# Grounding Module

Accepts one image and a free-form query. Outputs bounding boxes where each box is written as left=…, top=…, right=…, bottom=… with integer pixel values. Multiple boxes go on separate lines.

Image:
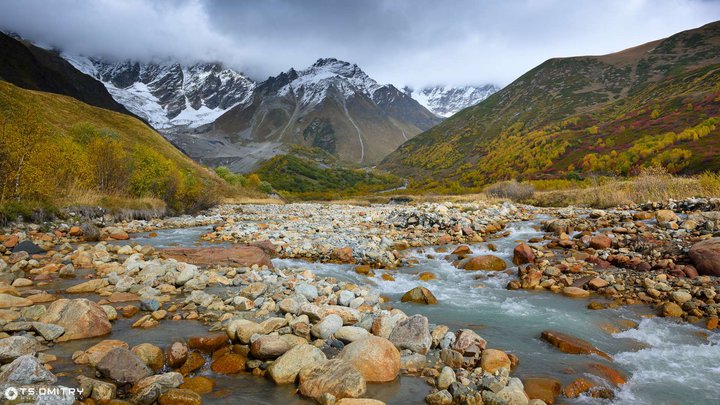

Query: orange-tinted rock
left=707, top=317, right=719, bottom=330
left=210, top=353, right=246, bottom=374
left=480, top=349, right=511, bottom=373
left=540, top=330, right=611, bottom=360
left=590, top=234, right=612, bottom=250
left=588, top=363, right=627, bottom=386
left=180, top=376, right=215, bottom=394
left=160, top=246, right=273, bottom=268
left=38, top=298, right=111, bottom=342
left=462, top=255, right=507, bottom=271
left=354, top=265, right=371, bottom=275
left=451, top=245, right=471, bottom=256
left=187, top=334, right=228, bottom=353
left=562, top=287, right=590, bottom=298
left=564, top=378, right=595, bottom=398
left=338, top=336, right=400, bottom=382
left=166, top=342, right=188, bottom=368
left=401, top=287, right=438, bottom=305
left=512, top=243, right=535, bottom=265
left=523, top=377, right=562, bottom=405
left=332, top=247, right=355, bottom=263
left=179, top=351, right=206, bottom=375
left=689, top=238, right=720, bottom=276
left=418, top=272, right=436, bottom=281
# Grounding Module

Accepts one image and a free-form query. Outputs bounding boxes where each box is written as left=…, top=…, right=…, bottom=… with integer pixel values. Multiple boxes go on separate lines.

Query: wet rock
left=540, top=330, right=611, bottom=360
left=0, top=335, right=45, bottom=363
left=166, top=341, right=188, bottom=368
left=463, top=255, right=507, bottom=271
left=299, top=359, right=366, bottom=400
left=563, top=378, right=595, bottom=398
left=338, top=336, right=400, bottom=382
left=523, top=377, right=561, bottom=405
left=388, top=314, right=432, bottom=354
left=11, top=240, right=45, bottom=255
left=589, top=234, right=612, bottom=250
left=659, top=301, right=684, bottom=317
left=689, top=238, right=720, bottom=276
left=160, top=246, right=273, bottom=268
left=267, top=344, right=327, bottom=384
left=158, top=388, right=201, bottom=405
left=132, top=343, right=165, bottom=371
left=561, top=287, right=589, bottom=298
left=513, top=243, right=535, bottom=265
left=401, top=286, right=438, bottom=305
left=96, top=347, right=152, bottom=384
left=187, top=334, right=228, bottom=353
left=211, top=352, right=246, bottom=374
left=38, top=298, right=111, bottom=341
left=0, top=354, right=56, bottom=385
left=399, top=353, right=426, bottom=371
left=588, top=363, right=627, bottom=386
left=131, top=372, right=184, bottom=397
left=179, top=376, right=215, bottom=394
left=179, top=351, right=206, bottom=375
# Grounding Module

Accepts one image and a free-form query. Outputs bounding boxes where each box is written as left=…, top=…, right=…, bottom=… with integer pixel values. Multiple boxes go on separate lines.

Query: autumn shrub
left=485, top=180, right=535, bottom=201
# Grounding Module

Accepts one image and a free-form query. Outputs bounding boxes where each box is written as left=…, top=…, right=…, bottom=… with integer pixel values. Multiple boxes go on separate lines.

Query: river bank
left=0, top=199, right=718, bottom=404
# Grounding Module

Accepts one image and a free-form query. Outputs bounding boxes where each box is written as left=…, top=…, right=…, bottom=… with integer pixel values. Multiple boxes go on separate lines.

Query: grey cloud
left=1, top=0, right=719, bottom=87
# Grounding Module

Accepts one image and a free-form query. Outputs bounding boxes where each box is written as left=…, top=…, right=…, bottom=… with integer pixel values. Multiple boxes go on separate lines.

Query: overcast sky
left=1, top=0, right=719, bottom=87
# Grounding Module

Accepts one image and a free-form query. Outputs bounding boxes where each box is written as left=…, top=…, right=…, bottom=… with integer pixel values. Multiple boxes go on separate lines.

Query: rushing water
left=82, top=221, right=720, bottom=404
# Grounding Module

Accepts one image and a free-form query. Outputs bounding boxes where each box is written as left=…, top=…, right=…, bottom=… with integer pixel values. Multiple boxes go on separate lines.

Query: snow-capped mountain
left=209, top=58, right=441, bottom=166
left=63, top=55, right=256, bottom=129
left=405, top=84, right=499, bottom=117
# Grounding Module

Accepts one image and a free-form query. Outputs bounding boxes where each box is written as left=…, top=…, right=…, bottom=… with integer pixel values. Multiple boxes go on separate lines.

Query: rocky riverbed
left=0, top=199, right=718, bottom=404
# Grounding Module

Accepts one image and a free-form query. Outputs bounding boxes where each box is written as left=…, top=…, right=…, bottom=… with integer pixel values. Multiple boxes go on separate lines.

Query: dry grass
left=57, top=187, right=166, bottom=212
left=527, top=167, right=720, bottom=208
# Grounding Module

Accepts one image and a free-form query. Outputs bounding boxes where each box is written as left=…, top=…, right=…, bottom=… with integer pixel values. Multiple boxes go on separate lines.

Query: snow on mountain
left=405, top=84, right=499, bottom=117
left=63, top=54, right=256, bottom=129
left=276, top=58, right=385, bottom=106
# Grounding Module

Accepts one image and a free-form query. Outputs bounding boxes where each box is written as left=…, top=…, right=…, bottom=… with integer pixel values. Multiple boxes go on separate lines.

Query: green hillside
left=381, top=21, right=720, bottom=191
left=256, top=145, right=403, bottom=200
left=0, top=81, right=235, bottom=216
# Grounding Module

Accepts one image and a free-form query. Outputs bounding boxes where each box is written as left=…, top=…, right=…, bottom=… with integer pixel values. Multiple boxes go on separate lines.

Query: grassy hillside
left=0, top=81, right=243, bottom=218
left=256, top=145, right=403, bottom=200
left=381, top=21, right=720, bottom=192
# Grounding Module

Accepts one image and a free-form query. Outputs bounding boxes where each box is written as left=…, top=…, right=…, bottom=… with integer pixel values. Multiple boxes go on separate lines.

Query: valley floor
left=0, top=199, right=718, bottom=404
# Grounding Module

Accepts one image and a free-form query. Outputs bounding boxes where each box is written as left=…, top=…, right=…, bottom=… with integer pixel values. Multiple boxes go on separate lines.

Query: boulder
left=655, top=210, right=679, bottom=226
left=0, top=355, right=56, bottom=385
left=689, top=238, right=720, bottom=276
left=267, top=344, right=327, bottom=384
left=160, top=246, right=273, bottom=268
left=11, top=240, right=45, bottom=255
left=338, top=336, right=400, bottom=382
left=38, top=298, right=111, bottom=341
left=250, top=335, right=291, bottom=359
left=299, top=359, right=366, bottom=400
left=513, top=243, right=535, bottom=265
left=0, top=335, right=45, bottom=363
left=227, top=319, right=264, bottom=344
left=312, top=314, right=343, bottom=339
left=210, top=353, right=246, bottom=374
left=77, top=375, right=117, bottom=401
left=96, top=347, right=152, bottom=384
left=132, top=343, right=165, bottom=371
left=187, top=334, right=228, bottom=353
left=562, top=287, right=590, bottom=298
left=659, top=301, right=683, bottom=317
left=540, top=330, right=611, bottom=360
left=523, top=377, right=561, bottom=405
left=400, top=286, right=438, bottom=305
left=480, top=349, right=511, bottom=373
left=80, top=339, right=128, bottom=367
left=452, top=329, right=486, bottom=357
left=463, top=255, right=507, bottom=271
left=388, top=314, right=432, bottom=354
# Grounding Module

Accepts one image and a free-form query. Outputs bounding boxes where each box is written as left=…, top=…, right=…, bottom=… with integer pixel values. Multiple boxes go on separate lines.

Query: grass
left=524, top=167, right=720, bottom=208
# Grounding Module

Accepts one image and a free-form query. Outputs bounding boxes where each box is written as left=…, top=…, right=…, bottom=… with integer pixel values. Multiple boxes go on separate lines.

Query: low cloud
left=1, top=0, right=718, bottom=87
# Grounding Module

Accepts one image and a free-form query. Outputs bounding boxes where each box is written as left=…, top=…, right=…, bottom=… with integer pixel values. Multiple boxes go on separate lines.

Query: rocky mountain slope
left=405, top=84, right=499, bottom=117
left=0, top=32, right=135, bottom=117
left=63, top=55, right=256, bottom=129
left=382, top=21, right=720, bottom=190
left=209, top=58, right=442, bottom=167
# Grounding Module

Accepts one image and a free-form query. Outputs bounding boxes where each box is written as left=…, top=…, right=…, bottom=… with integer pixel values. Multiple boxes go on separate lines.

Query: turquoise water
left=94, top=220, right=720, bottom=404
